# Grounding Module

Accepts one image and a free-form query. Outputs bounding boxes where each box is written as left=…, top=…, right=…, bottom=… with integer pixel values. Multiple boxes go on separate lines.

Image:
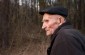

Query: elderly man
left=39, top=6, right=85, bottom=55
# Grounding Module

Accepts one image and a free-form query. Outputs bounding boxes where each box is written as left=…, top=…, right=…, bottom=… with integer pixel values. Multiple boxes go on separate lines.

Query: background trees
left=0, top=0, right=85, bottom=55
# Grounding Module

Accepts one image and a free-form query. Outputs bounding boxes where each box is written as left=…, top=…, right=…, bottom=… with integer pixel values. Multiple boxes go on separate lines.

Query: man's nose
left=42, top=24, right=46, bottom=29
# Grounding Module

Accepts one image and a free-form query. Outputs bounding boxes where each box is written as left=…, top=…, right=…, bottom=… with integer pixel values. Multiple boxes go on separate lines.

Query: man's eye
left=45, top=20, right=49, bottom=22
left=42, top=20, right=49, bottom=23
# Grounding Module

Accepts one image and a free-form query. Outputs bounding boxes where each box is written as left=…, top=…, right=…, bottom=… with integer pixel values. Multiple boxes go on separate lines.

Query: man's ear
left=59, top=17, right=63, bottom=23
left=58, top=17, right=64, bottom=25
left=56, top=17, right=61, bottom=24
left=58, top=17, right=66, bottom=25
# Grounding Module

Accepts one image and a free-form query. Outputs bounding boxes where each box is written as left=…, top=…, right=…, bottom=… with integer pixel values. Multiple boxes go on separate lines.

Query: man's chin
left=46, top=33, right=52, bottom=37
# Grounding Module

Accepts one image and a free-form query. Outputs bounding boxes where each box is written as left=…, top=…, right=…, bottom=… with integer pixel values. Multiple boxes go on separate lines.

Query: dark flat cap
left=39, top=6, right=68, bottom=17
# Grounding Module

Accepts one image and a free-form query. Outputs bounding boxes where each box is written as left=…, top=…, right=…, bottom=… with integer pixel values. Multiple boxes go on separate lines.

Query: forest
left=0, top=0, right=85, bottom=55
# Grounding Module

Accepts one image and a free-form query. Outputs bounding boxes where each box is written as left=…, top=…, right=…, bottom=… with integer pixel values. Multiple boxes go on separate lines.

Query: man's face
left=42, top=13, right=61, bottom=36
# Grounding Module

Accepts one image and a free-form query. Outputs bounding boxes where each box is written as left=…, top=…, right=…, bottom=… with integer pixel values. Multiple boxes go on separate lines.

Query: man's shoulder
left=58, top=28, right=75, bottom=35
left=57, top=28, right=80, bottom=39
left=57, top=28, right=85, bottom=40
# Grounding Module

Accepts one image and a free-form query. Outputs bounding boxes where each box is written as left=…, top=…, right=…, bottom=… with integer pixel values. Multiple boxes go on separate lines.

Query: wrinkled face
left=42, top=13, right=61, bottom=36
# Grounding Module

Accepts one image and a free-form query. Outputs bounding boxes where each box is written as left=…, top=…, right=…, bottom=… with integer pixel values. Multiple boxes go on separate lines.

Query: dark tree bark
left=0, top=0, right=10, bottom=49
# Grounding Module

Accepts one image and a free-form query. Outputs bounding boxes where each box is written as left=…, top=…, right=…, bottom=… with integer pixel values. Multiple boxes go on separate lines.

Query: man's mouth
left=45, top=29, right=49, bottom=32
left=45, top=29, right=48, bottom=31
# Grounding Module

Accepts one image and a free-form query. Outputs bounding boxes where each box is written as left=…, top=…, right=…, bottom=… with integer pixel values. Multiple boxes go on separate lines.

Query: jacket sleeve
left=50, top=31, right=84, bottom=55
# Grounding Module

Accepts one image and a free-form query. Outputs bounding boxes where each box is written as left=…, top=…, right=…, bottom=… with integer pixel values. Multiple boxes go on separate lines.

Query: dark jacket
left=47, top=22, right=85, bottom=55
